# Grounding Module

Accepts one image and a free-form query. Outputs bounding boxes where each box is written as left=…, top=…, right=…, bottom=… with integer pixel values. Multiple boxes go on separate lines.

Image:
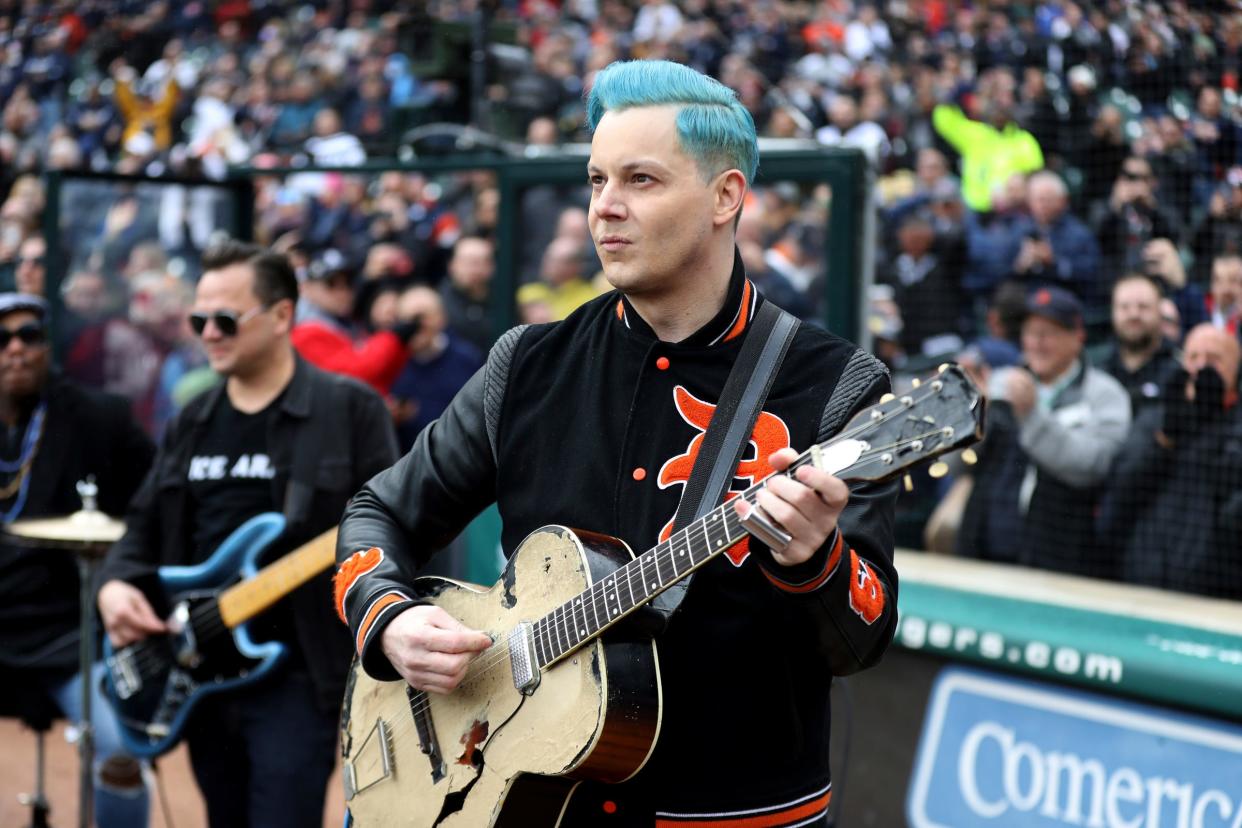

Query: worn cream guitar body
left=340, top=527, right=662, bottom=827
left=339, top=364, right=985, bottom=827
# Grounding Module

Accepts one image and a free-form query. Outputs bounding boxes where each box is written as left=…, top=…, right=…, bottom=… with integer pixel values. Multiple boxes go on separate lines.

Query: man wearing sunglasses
left=97, top=241, right=399, bottom=828
left=0, top=293, right=157, bottom=827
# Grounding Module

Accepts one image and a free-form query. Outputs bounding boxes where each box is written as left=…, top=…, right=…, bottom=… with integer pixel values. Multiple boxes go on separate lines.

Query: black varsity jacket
left=336, top=258, right=899, bottom=821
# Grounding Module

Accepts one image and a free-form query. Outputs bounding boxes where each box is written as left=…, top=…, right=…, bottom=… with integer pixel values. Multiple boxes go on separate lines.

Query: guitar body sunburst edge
left=340, top=526, right=662, bottom=827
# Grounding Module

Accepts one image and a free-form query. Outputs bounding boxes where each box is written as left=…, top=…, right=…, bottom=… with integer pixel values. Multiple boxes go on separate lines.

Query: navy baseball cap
left=1025, top=286, right=1083, bottom=329
left=0, top=293, right=47, bottom=320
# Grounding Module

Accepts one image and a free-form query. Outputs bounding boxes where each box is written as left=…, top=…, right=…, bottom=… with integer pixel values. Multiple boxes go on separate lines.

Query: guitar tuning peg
left=880, top=393, right=896, bottom=404
left=961, top=448, right=978, bottom=466
left=911, top=378, right=922, bottom=389
left=939, top=363, right=951, bottom=374
left=928, top=461, right=949, bottom=479
left=903, top=474, right=914, bottom=492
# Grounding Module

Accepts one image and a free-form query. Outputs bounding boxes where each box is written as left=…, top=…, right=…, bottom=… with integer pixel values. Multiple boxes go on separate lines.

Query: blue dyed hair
left=586, top=60, right=759, bottom=186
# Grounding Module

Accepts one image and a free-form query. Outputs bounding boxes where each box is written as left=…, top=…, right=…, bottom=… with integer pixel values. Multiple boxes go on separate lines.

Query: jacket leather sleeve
left=335, top=364, right=499, bottom=680
left=754, top=370, right=899, bottom=676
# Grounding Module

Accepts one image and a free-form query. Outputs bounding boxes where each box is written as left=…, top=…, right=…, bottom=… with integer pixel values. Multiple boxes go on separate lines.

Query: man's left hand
left=735, top=448, right=849, bottom=567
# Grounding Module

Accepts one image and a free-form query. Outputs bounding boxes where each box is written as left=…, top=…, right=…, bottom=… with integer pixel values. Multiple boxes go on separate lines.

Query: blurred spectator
left=1190, top=167, right=1242, bottom=280
left=1159, top=298, right=1183, bottom=345
left=1093, top=156, right=1180, bottom=278
left=1007, top=171, right=1103, bottom=311
left=1142, top=238, right=1209, bottom=335
left=64, top=271, right=188, bottom=434
left=517, top=237, right=603, bottom=323
left=877, top=212, right=968, bottom=359
left=13, top=235, right=45, bottom=296
left=815, top=94, right=889, bottom=166
left=964, top=173, right=1029, bottom=299
left=1099, top=273, right=1183, bottom=415
left=269, top=72, right=324, bottom=149
left=110, top=59, right=179, bottom=152
left=440, top=236, right=496, bottom=354
left=1207, top=253, right=1242, bottom=336
left=290, top=249, right=411, bottom=394
left=958, top=286, right=1130, bottom=578
left=304, top=108, right=366, bottom=168
left=389, top=285, right=483, bottom=451
left=1101, top=324, right=1242, bottom=598
left=933, top=68, right=1044, bottom=212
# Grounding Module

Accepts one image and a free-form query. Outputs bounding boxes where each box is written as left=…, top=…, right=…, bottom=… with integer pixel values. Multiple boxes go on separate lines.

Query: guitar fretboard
left=216, top=529, right=338, bottom=628
left=529, top=487, right=760, bottom=669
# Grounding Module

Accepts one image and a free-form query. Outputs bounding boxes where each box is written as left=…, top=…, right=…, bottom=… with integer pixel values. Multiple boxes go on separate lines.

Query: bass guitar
left=339, top=364, right=984, bottom=827
left=103, top=514, right=337, bottom=757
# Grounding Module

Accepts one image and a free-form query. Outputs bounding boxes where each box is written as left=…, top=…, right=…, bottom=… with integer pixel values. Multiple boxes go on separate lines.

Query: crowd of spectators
left=1, top=0, right=1240, bottom=597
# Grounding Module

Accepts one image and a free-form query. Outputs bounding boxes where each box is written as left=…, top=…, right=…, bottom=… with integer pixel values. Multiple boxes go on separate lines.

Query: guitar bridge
left=343, top=718, right=393, bottom=801
left=508, top=622, right=540, bottom=694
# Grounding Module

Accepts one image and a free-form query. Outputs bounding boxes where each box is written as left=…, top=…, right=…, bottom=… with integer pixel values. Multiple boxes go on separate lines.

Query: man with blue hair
left=336, top=60, right=898, bottom=826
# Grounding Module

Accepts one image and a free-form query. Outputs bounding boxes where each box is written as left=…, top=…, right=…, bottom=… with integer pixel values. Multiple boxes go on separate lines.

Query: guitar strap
left=647, top=300, right=800, bottom=628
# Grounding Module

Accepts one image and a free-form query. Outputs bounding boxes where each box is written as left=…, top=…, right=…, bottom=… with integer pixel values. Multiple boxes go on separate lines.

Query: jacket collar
left=193, top=351, right=312, bottom=425
left=612, top=248, right=759, bottom=347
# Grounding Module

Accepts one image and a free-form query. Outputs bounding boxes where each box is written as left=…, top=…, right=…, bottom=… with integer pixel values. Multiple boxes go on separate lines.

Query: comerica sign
left=908, top=670, right=1242, bottom=828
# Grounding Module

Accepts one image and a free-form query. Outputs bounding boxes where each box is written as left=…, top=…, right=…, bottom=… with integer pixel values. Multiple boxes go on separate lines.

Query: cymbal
left=6, top=510, right=126, bottom=546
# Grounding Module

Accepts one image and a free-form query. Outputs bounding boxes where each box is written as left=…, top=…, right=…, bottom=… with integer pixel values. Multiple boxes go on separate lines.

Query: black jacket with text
left=336, top=261, right=899, bottom=818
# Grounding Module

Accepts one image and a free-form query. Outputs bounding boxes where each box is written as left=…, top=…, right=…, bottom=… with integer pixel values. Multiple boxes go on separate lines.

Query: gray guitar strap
left=647, top=300, right=800, bottom=628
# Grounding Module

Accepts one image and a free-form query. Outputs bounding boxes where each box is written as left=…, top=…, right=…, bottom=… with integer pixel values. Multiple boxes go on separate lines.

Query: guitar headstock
left=814, top=363, right=984, bottom=484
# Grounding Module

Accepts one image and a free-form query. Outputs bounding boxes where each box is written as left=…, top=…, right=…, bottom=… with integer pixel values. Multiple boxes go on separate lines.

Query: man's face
left=1028, top=180, right=1065, bottom=226
left=0, top=310, right=49, bottom=399
left=449, top=240, right=494, bottom=293
left=303, top=273, right=355, bottom=319
left=192, top=263, right=285, bottom=377
left=1183, top=325, right=1240, bottom=397
left=1022, top=315, right=1083, bottom=382
left=588, top=105, right=721, bottom=297
left=15, top=237, right=46, bottom=296
left=1210, top=258, right=1242, bottom=312
left=1112, top=278, right=1163, bottom=349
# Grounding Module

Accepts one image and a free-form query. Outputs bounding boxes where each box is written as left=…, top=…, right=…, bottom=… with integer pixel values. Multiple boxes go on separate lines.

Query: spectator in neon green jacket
left=934, top=69, right=1045, bottom=212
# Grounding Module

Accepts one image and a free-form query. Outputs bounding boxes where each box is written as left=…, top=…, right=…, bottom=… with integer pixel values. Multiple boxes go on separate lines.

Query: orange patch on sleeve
left=355, top=592, right=406, bottom=655
left=848, top=549, right=885, bottom=625
left=333, top=547, right=384, bottom=624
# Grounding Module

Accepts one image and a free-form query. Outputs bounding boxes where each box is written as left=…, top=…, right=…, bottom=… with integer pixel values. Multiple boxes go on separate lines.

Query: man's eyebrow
left=586, top=160, right=672, bottom=175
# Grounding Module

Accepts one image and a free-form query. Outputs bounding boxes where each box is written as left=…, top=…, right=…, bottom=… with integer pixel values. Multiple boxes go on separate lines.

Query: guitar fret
left=589, top=584, right=602, bottom=633
left=533, top=619, right=548, bottom=666
left=610, top=576, right=623, bottom=618
left=554, top=604, right=570, bottom=655
left=574, top=595, right=588, bottom=639
left=624, top=561, right=637, bottom=609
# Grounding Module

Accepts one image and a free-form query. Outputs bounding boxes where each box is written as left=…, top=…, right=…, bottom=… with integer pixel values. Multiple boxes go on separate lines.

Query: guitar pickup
left=409, top=686, right=445, bottom=783
left=508, top=622, right=540, bottom=694
left=107, top=650, right=142, bottom=700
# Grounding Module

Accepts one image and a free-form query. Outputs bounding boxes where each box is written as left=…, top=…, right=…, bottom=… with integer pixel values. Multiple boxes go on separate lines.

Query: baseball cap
left=1025, top=286, right=1083, bottom=329
left=0, top=293, right=47, bottom=320
left=305, top=248, right=353, bottom=282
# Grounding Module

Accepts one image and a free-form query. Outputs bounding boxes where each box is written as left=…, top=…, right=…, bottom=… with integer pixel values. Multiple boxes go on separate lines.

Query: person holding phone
left=957, top=286, right=1130, bottom=578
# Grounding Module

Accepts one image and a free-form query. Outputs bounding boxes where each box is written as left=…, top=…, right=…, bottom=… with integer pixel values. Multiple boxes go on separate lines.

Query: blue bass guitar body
left=102, top=512, right=288, bottom=758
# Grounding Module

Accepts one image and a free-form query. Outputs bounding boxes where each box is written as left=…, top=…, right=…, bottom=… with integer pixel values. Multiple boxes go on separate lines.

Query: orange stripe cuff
left=655, top=791, right=831, bottom=827
left=355, top=592, right=408, bottom=655
left=762, top=530, right=843, bottom=594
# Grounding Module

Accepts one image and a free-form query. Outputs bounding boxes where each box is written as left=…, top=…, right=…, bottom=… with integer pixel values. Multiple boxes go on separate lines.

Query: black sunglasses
left=0, top=322, right=46, bottom=349
left=188, top=305, right=268, bottom=337
left=1120, top=170, right=1149, bottom=182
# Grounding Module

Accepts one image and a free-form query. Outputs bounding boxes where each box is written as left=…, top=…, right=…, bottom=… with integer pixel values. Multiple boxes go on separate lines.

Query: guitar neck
left=530, top=464, right=797, bottom=670
left=216, top=528, right=338, bottom=629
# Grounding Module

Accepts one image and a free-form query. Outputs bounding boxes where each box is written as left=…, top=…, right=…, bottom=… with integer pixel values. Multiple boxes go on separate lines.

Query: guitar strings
left=117, top=379, right=964, bottom=749
left=364, top=423, right=956, bottom=751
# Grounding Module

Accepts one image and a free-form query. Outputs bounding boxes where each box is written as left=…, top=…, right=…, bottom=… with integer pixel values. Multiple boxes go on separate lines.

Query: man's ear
left=713, top=169, right=747, bottom=228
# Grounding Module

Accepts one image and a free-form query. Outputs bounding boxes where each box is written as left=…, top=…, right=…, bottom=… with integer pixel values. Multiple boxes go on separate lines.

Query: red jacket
left=291, top=321, right=407, bottom=394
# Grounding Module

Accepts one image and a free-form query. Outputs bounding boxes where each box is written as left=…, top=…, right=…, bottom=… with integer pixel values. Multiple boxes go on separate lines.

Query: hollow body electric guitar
left=103, top=513, right=337, bottom=757
left=340, top=365, right=984, bottom=827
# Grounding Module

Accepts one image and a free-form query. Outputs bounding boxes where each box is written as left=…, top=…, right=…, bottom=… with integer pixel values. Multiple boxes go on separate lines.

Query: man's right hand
left=98, top=580, right=166, bottom=647
left=381, top=605, right=493, bottom=695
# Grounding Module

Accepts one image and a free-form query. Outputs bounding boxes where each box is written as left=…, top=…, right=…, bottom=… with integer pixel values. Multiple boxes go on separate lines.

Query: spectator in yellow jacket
left=934, top=68, right=1044, bottom=213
